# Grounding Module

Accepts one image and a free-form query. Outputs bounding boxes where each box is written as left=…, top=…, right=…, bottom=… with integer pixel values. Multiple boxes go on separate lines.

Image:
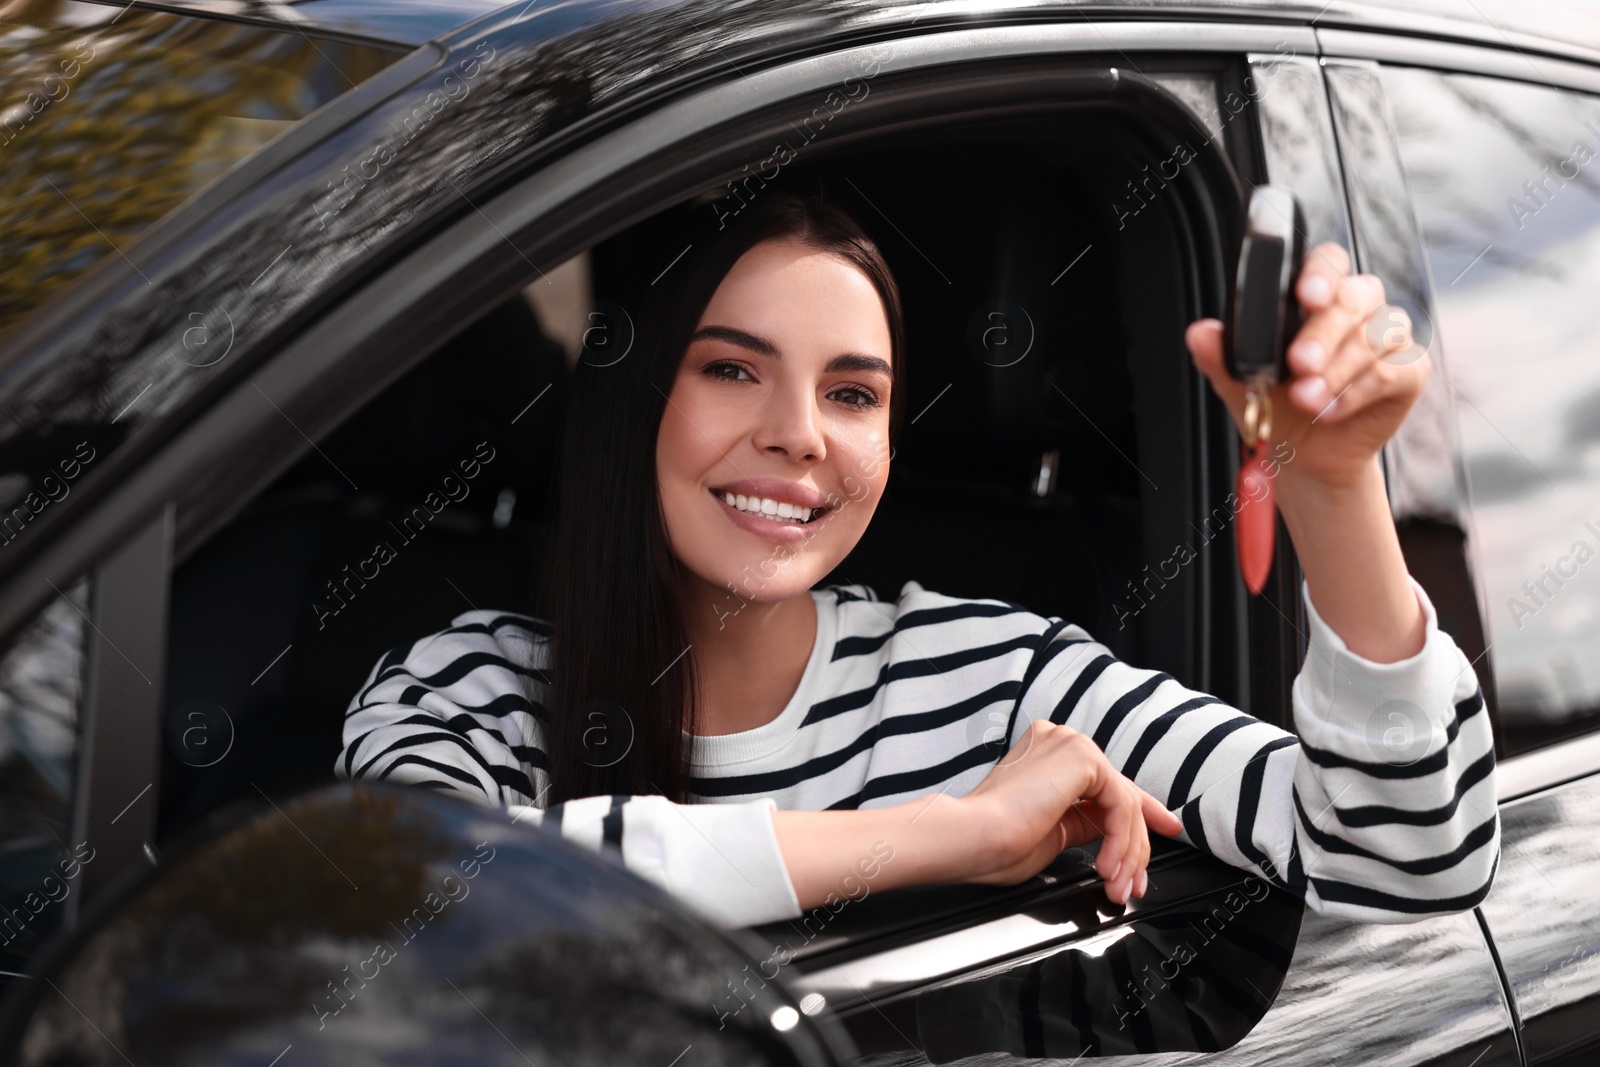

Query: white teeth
left=717, top=491, right=817, bottom=523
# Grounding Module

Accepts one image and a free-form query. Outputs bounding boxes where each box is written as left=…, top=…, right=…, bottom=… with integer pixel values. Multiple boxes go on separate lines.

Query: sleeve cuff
left=1293, top=575, right=1463, bottom=756
left=623, top=796, right=803, bottom=929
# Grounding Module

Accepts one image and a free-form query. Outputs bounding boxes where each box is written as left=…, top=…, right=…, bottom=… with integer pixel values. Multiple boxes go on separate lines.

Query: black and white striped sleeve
left=1008, top=577, right=1499, bottom=923
left=336, top=611, right=802, bottom=928
left=337, top=611, right=552, bottom=805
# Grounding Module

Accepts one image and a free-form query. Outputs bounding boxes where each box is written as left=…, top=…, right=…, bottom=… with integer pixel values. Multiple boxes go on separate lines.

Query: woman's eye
left=702, top=361, right=879, bottom=409
left=830, top=385, right=881, bottom=409
left=703, top=360, right=754, bottom=383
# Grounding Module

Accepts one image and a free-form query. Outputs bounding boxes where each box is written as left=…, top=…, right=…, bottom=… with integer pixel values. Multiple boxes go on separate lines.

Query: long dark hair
left=540, top=188, right=907, bottom=805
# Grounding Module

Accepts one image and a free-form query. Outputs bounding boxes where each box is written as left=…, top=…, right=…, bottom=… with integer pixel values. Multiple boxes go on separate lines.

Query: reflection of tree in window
left=0, top=2, right=399, bottom=340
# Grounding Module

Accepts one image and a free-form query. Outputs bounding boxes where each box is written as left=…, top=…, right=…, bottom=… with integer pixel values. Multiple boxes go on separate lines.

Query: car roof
left=73, top=0, right=1600, bottom=65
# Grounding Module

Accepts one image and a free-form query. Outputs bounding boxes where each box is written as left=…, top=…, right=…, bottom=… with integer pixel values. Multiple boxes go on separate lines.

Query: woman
left=338, top=190, right=1497, bottom=929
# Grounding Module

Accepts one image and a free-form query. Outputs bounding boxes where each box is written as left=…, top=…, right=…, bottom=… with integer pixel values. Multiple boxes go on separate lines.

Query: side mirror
left=0, top=783, right=855, bottom=1066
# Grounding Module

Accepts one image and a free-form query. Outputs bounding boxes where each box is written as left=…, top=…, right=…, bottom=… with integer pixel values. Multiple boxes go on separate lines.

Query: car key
left=1222, top=184, right=1305, bottom=596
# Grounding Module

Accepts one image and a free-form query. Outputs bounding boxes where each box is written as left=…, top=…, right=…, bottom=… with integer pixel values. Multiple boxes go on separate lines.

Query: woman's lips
left=709, top=489, right=829, bottom=545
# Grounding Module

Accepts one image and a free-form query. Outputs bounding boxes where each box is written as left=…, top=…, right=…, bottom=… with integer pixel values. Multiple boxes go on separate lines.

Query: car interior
left=154, top=93, right=1228, bottom=880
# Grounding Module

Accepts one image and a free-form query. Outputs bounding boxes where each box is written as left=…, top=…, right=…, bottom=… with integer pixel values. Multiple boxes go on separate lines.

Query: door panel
left=1478, top=775, right=1600, bottom=1065
left=776, top=848, right=1517, bottom=1067
left=1112, top=908, right=1517, bottom=1067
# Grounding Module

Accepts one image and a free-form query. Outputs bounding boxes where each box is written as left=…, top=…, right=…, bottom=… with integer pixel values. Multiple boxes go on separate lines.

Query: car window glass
left=0, top=0, right=401, bottom=342
left=1382, top=65, right=1600, bottom=756
left=0, top=578, right=89, bottom=979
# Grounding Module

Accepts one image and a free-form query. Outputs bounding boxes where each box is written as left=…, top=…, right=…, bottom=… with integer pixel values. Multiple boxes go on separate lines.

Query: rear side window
left=0, top=579, right=89, bottom=979
left=0, top=1, right=400, bottom=342
left=1383, top=65, right=1600, bottom=756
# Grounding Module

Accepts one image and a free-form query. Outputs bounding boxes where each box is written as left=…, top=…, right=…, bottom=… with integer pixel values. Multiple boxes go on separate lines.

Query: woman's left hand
left=1184, top=242, right=1429, bottom=491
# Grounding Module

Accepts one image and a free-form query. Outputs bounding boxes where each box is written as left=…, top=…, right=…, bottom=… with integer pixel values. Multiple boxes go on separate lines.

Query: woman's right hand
left=956, top=719, right=1185, bottom=903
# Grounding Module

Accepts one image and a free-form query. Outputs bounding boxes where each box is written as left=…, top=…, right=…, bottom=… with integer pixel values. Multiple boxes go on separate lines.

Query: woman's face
left=656, top=237, right=894, bottom=612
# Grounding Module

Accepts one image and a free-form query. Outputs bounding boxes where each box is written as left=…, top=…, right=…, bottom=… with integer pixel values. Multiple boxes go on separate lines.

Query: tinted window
left=0, top=0, right=400, bottom=341
left=1383, top=65, right=1600, bottom=755
left=0, top=579, right=89, bottom=978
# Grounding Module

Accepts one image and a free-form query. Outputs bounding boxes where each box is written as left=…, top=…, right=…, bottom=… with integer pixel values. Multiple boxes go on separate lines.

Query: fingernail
left=1303, top=275, right=1332, bottom=303
left=1137, top=870, right=1148, bottom=897
left=1291, top=376, right=1327, bottom=407
left=1109, top=860, right=1123, bottom=886
left=1292, top=339, right=1326, bottom=372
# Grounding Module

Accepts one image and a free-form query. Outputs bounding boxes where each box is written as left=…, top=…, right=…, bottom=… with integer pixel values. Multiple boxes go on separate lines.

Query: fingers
left=1083, top=764, right=1151, bottom=905
left=1185, top=317, right=1248, bottom=426
left=1287, top=270, right=1389, bottom=416
left=1310, top=347, right=1432, bottom=425
left=1060, top=798, right=1108, bottom=846
left=1191, top=242, right=1387, bottom=429
left=1057, top=733, right=1155, bottom=904
left=978, top=720, right=1164, bottom=903
left=1185, top=319, right=1229, bottom=389
left=1142, top=788, right=1184, bottom=838
left=1294, top=241, right=1353, bottom=311
left=1086, top=779, right=1181, bottom=902
left=1093, top=776, right=1137, bottom=896
left=1297, top=293, right=1427, bottom=423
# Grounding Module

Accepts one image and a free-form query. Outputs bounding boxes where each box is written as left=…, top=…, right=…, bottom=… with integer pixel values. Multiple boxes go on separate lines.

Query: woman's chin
left=682, top=549, right=833, bottom=607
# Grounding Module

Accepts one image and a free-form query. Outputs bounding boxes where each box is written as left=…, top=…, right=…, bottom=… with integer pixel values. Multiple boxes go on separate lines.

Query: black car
left=0, top=0, right=1597, bottom=1063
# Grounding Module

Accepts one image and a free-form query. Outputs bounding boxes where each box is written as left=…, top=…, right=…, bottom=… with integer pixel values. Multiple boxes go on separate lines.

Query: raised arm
left=776, top=244, right=1503, bottom=922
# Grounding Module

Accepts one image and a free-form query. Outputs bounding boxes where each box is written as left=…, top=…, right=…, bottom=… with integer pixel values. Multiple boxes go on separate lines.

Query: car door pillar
left=68, top=502, right=173, bottom=917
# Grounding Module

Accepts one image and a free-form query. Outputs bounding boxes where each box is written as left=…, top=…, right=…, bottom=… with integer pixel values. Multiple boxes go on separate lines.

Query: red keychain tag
left=1235, top=385, right=1276, bottom=596
left=1236, top=439, right=1276, bottom=595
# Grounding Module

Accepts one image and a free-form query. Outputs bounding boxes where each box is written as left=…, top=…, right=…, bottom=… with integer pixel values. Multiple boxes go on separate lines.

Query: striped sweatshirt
left=336, top=577, right=1500, bottom=929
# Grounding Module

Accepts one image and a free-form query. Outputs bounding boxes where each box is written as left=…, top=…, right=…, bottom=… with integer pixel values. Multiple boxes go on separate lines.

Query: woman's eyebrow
left=690, top=325, right=891, bottom=377
left=691, top=325, right=778, bottom=356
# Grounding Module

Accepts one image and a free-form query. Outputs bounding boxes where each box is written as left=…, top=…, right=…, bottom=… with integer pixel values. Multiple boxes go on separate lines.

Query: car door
left=0, top=3, right=1520, bottom=1064
left=1330, top=26, right=1600, bottom=1066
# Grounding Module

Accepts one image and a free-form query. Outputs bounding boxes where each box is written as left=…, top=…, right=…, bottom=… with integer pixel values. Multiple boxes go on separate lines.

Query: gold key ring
left=1242, top=385, right=1272, bottom=449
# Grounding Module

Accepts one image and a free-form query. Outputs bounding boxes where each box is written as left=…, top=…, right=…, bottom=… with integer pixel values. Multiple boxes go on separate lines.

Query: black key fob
left=1223, top=184, right=1305, bottom=385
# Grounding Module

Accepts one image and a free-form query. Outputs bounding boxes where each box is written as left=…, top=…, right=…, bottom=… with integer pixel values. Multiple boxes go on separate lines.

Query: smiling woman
left=337, top=190, right=1500, bottom=931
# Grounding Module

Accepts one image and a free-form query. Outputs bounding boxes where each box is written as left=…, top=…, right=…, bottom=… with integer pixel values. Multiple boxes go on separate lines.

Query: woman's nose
left=751, top=384, right=826, bottom=461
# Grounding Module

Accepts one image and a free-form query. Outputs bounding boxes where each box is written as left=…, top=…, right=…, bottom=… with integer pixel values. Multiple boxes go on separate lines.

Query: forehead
left=700, top=239, right=892, bottom=351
